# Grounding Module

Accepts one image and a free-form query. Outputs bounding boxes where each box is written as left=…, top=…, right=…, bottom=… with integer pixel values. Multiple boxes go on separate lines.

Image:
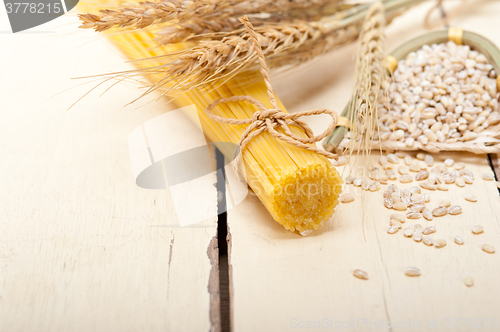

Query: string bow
left=205, top=16, right=339, bottom=162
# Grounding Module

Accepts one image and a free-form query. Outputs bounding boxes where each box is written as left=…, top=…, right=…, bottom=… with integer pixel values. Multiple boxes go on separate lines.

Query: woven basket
left=324, top=27, right=500, bottom=155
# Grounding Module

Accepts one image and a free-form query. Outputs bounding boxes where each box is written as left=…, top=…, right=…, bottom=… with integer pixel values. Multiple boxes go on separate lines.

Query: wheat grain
left=471, top=225, right=484, bottom=234
left=353, top=269, right=369, bottom=280
left=482, top=244, right=495, bottom=253
left=464, top=277, right=474, bottom=287
left=387, top=226, right=399, bottom=234
left=405, top=266, right=421, bottom=277
left=448, top=205, right=463, bottom=215
left=464, top=194, right=477, bottom=202
left=434, top=239, right=446, bottom=248
left=423, top=236, right=433, bottom=246
left=340, top=193, right=355, bottom=203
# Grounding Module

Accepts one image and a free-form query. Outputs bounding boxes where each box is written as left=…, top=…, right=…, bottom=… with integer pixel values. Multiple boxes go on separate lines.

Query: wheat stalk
left=99, top=19, right=360, bottom=101
left=78, top=0, right=336, bottom=32
left=153, top=4, right=346, bottom=45
left=79, top=0, right=419, bottom=101
left=347, top=0, right=387, bottom=154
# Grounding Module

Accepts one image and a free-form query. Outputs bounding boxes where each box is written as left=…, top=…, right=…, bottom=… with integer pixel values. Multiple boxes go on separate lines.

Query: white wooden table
left=1, top=1, right=500, bottom=331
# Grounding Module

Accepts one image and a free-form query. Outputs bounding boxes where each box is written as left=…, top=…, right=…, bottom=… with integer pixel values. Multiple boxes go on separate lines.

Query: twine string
left=204, top=15, right=339, bottom=161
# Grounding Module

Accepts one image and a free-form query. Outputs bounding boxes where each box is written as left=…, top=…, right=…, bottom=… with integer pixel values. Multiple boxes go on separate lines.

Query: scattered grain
left=424, top=155, right=434, bottom=167
left=454, top=236, right=464, bottom=245
left=407, top=212, right=422, bottom=219
left=390, top=214, right=405, bottom=223
left=387, top=154, right=399, bottom=164
left=449, top=205, right=463, bottom=215
left=422, top=208, right=433, bottom=221
left=415, top=170, right=429, bottom=181
left=482, top=173, right=494, bottom=181
left=465, top=194, right=477, bottom=202
left=437, top=184, right=448, bottom=191
left=455, top=177, right=466, bottom=187
left=387, top=226, right=399, bottom=234
left=353, top=269, right=369, bottom=280
left=444, top=158, right=455, bottom=167
left=422, top=226, right=436, bottom=235
left=423, top=236, right=434, bottom=246
left=464, top=277, right=474, bottom=287
left=471, top=225, right=484, bottom=234
left=482, top=244, right=495, bottom=253
left=432, top=207, right=448, bottom=217
left=434, top=239, right=446, bottom=248
left=393, top=202, right=407, bottom=211
left=439, top=199, right=451, bottom=208
left=404, top=267, right=421, bottom=277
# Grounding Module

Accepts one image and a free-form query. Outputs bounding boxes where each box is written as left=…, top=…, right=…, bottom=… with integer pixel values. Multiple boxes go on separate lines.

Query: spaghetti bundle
left=106, top=29, right=343, bottom=233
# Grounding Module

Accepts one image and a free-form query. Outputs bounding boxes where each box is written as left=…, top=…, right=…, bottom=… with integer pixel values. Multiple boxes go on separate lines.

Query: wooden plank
left=228, top=2, right=500, bottom=331
left=0, top=17, right=218, bottom=332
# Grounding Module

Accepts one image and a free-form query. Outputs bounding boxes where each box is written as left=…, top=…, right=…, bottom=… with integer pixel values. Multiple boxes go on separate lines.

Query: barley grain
left=482, top=244, right=495, bottom=253
left=390, top=214, right=405, bottom=223
left=422, top=208, right=433, bottom=221
left=404, top=267, right=421, bottom=276
left=464, top=277, right=474, bottom=287
left=413, top=231, right=422, bottom=242
left=434, top=239, right=446, bottom=248
left=340, top=193, right=355, bottom=203
left=444, top=158, right=455, bottom=167
left=411, top=204, right=425, bottom=212
left=454, top=236, right=464, bottom=245
left=422, top=226, right=436, bottom=235
left=393, top=202, right=407, bottom=211
left=465, top=194, right=477, bottom=202
left=420, top=181, right=437, bottom=190
left=455, top=177, right=466, bottom=187
left=406, top=212, right=421, bottom=219
left=423, top=236, right=434, bottom=246
left=387, top=226, right=399, bottom=234
left=390, top=219, right=402, bottom=228
left=404, top=155, right=412, bottom=166
left=424, top=155, right=434, bottom=167
left=471, top=225, right=484, bottom=234
left=345, top=176, right=356, bottom=184
left=353, top=269, right=369, bottom=280
left=415, top=170, right=429, bottom=181
left=387, top=154, right=399, bottom=164
left=379, top=155, right=388, bottom=167
left=437, top=183, right=448, bottom=191
left=399, top=175, right=413, bottom=183
left=482, top=173, right=494, bottom=181
left=335, top=156, right=349, bottom=166
left=409, top=164, right=421, bottom=172
left=449, top=205, right=463, bottom=215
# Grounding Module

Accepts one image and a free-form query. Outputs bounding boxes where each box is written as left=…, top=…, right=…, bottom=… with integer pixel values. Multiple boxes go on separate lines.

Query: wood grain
left=229, top=2, right=500, bottom=331
left=0, top=17, right=218, bottom=332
